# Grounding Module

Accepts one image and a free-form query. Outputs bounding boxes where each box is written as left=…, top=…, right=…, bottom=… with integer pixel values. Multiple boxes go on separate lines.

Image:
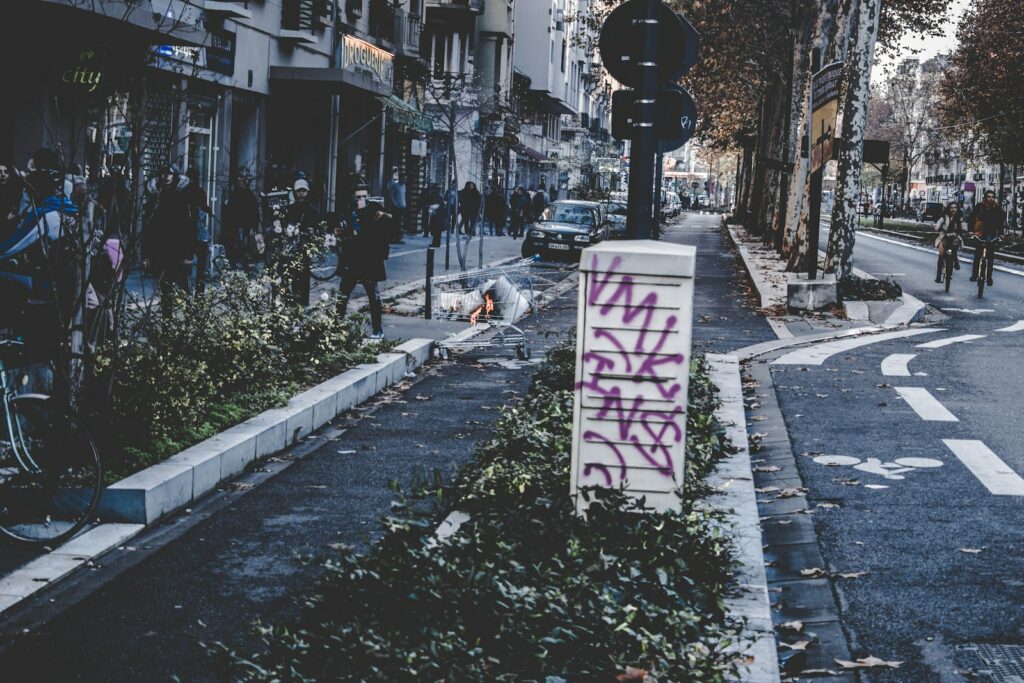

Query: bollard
left=425, top=247, right=434, bottom=320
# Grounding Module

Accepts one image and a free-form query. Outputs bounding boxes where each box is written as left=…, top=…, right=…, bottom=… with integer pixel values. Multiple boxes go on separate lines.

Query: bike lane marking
left=996, top=321, right=1024, bottom=332
left=943, top=440, right=1024, bottom=496
left=916, top=334, right=986, bottom=349
left=857, top=231, right=1024, bottom=278
left=880, top=353, right=917, bottom=377
left=771, top=328, right=940, bottom=365
left=894, top=387, right=959, bottom=422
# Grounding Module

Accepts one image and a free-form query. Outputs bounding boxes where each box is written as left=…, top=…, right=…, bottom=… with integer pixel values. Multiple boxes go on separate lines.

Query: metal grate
left=974, top=644, right=1024, bottom=682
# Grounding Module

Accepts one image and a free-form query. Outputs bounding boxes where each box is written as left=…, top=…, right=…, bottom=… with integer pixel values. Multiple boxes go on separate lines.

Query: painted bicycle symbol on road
left=813, top=454, right=944, bottom=481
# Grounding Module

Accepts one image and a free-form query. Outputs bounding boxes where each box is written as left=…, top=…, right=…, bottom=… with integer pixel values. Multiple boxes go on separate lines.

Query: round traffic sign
left=658, top=84, right=699, bottom=153
left=599, top=0, right=700, bottom=88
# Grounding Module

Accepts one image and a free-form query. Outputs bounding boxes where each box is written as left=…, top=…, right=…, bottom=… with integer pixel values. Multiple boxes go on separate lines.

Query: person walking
left=933, top=202, right=963, bottom=283
left=458, top=181, right=481, bottom=236
left=336, top=183, right=390, bottom=339
left=509, top=185, right=529, bottom=239
left=143, top=164, right=195, bottom=316
left=279, top=177, right=321, bottom=306
left=384, top=169, right=407, bottom=244
left=222, top=173, right=260, bottom=271
left=968, top=190, right=1005, bottom=286
left=0, top=161, right=24, bottom=241
left=530, top=184, right=549, bottom=222
left=183, top=167, right=212, bottom=294
left=422, top=184, right=442, bottom=236
left=484, top=185, right=507, bottom=236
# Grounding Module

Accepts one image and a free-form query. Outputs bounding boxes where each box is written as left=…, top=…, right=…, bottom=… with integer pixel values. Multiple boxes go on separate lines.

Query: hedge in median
left=216, top=343, right=741, bottom=682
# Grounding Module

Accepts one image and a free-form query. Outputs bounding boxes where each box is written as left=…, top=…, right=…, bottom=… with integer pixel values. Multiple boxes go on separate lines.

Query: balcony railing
left=395, top=10, right=422, bottom=55
left=425, top=0, right=484, bottom=14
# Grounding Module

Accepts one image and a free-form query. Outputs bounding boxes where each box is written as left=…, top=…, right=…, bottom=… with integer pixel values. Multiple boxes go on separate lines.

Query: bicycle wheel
left=945, top=257, right=953, bottom=293
left=0, top=396, right=102, bottom=544
left=977, top=260, right=986, bottom=298
left=310, top=247, right=339, bottom=282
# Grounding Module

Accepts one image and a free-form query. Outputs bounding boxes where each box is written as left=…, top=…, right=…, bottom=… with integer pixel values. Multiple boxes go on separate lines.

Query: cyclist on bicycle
left=934, top=202, right=964, bottom=283
left=968, top=190, right=1005, bottom=287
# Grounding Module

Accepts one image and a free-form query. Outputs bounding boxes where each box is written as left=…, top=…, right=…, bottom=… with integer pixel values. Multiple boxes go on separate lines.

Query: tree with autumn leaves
left=937, top=0, right=1024, bottom=166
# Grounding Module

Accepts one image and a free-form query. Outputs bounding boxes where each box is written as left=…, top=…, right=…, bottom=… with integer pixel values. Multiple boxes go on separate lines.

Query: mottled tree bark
left=825, top=0, right=881, bottom=278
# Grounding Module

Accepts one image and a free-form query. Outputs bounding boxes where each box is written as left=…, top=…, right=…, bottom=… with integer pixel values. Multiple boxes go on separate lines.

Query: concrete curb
left=706, top=354, right=780, bottom=683
left=96, top=338, right=434, bottom=525
left=724, top=223, right=778, bottom=309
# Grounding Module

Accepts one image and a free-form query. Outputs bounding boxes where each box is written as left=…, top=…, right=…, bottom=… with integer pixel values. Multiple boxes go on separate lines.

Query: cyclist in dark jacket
left=968, top=190, right=1004, bottom=286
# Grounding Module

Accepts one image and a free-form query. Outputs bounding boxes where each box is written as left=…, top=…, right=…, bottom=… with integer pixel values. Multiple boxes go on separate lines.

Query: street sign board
left=657, top=84, right=698, bottom=153
left=599, top=0, right=698, bottom=87
left=810, top=61, right=842, bottom=173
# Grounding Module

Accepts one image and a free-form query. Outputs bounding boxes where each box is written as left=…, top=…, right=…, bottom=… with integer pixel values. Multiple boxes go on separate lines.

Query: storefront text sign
left=570, top=241, right=696, bottom=514
left=62, top=51, right=103, bottom=92
left=341, top=35, right=393, bottom=89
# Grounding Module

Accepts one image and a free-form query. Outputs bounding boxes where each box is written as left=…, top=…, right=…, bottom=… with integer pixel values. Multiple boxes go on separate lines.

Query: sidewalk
left=0, top=216, right=786, bottom=680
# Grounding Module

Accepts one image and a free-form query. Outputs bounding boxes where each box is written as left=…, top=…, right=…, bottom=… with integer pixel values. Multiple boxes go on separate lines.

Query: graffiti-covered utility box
left=570, top=240, right=696, bottom=514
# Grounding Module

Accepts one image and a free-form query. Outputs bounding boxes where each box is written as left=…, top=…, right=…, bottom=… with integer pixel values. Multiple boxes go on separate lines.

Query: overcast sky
left=875, top=0, right=970, bottom=72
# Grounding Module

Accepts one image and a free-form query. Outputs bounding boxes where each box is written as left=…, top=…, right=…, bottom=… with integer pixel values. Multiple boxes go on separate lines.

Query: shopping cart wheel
left=516, top=345, right=531, bottom=361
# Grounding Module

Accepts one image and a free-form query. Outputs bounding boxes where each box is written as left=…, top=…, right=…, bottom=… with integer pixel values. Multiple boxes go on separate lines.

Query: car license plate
left=548, top=243, right=570, bottom=250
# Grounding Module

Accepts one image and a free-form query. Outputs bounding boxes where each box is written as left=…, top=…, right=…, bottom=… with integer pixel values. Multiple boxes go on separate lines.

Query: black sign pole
left=654, top=148, right=664, bottom=238
left=626, top=0, right=661, bottom=240
left=806, top=48, right=822, bottom=281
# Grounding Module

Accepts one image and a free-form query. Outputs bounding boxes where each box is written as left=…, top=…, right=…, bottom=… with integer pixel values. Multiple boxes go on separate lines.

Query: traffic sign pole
left=626, top=0, right=660, bottom=240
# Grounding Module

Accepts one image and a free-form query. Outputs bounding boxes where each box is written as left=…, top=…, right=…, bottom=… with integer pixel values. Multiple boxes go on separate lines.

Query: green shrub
left=214, top=343, right=741, bottom=682
left=93, top=272, right=381, bottom=478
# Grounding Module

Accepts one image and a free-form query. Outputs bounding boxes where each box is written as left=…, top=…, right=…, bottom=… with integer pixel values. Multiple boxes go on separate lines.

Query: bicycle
left=967, top=236, right=1003, bottom=298
left=0, top=339, right=102, bottom=544
left=939, top=234, right=962, bottom=293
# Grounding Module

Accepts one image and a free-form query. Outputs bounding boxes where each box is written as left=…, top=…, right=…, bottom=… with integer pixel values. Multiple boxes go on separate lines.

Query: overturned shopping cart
left=429, top=260, right=541, bottom=360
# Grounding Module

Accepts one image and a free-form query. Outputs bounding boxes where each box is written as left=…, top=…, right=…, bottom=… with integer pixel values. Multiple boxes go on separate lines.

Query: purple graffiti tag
left=577, top=255, right=689, bottom=487
left=582, top=430, right=628, bottom=482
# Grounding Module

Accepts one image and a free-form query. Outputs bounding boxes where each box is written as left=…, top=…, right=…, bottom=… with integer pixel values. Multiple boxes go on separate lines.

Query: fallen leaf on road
left=817, top=502, right=840, bottom=509
left=614, top=667, right=648, bottom=681
left=226, top=482, right=254, bottom=492
left=755, top=486, right=780, bottom=493
left=753, top=465, right=781, bottom=473
left=776, top=519, right=793, bottom=525
left=779, top=621, right=804, bottom=633
left=837, top=571, right=868, bottom=579
left=959, top=547, right=984, bottom=554
left=751, top=415, right=768, bottom=421
left=414, top=394, right=431, bottom=401
left=304, top=485, right=327, bottom=489
left=833, top=478, right=860, bottom=486
left=835, top=656, right=903, bottom=669
left=800, top=567, right=829, bottom=578
left=802, top=669, right=838, bottom=676
left=877, top=383, right=891, bottom=388
left=778, top=487, right=807, bottom=498
left=816, top=394, right=830, bottom=398
left=780, top=640, right=812, bottom=651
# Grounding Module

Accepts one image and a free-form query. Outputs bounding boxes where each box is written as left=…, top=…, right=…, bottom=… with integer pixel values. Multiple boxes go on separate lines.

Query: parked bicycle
left=0, top=339, right=102, bottom=544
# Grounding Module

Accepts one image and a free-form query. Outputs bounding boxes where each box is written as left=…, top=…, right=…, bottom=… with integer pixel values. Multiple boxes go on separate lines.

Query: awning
left=376, top=95, right=434, bottom=133
left=512, top=143, right=549, bottom=163
left=269, top=66, right=390, bottom=95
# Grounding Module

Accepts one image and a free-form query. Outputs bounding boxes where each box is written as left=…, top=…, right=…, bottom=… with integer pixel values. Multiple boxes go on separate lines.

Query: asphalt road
left=767, top=226, right=1024, bottom=681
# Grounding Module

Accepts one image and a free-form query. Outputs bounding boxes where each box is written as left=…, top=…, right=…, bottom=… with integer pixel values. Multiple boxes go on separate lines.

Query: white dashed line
left=916, top=334, right=986, bottom=349
left=894, top=387, right=959, bottom=422
left=943, top=440, right=1024, bottom=496
left=771, top=328, right=941, bottom=365
left=880, top=353, right=916, bottom=377
left=996, top=321, right=1024, bottom=333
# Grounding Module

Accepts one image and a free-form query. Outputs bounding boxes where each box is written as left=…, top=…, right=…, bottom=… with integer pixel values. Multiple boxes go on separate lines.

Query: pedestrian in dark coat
left=223, top=174, right=260, bottom=270
left=484, top=186, right=507, bottom=235
left=422, top=184, right=443, bottom=236
left=458, top=181, right=482, bottom=235
left=143, top=164, right=195, bottom=315
left=280, top=177, right=321, bottom=306
left=530, top=186, right=549, bottom=222
left=336, top=183, right=390, bottom=338
left=509, top=185, right=530, bottom=239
